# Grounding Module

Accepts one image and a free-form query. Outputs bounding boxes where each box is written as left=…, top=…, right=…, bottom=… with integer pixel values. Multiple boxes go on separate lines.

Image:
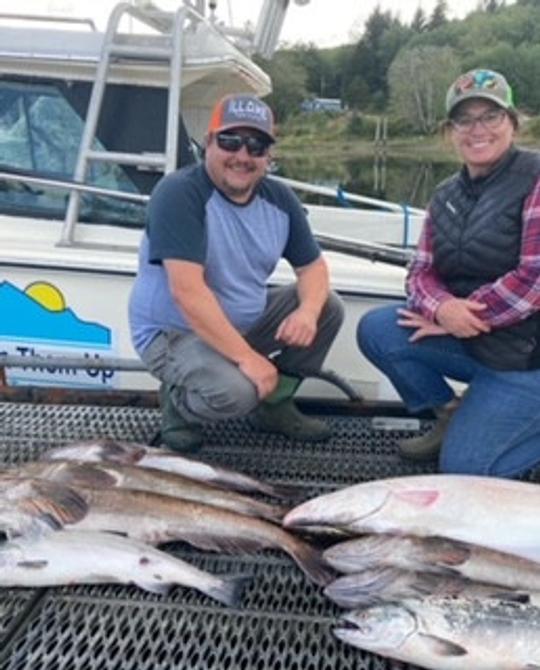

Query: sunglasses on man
left=215, top=131, right=271, bottom=157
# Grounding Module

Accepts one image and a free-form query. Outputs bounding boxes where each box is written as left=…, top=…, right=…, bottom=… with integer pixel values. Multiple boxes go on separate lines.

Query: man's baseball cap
left=446, top=69, right=515, bottom=116
left=208, top=94, right=275, bottom=143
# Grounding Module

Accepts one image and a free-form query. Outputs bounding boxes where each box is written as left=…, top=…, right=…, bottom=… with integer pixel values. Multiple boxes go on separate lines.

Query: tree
left=255, top=52, right=308, bottom=121
left=388, top=45, right=460, bottom=133
left=411, top=6, right=427, bottom=32
left=428, top=0, right=448, bottom=30
left=343, top=6, right=410, bottom=109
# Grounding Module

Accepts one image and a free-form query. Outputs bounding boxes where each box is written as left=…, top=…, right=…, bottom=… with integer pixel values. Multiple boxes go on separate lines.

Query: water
left=275, top=153, right=459, bottom=210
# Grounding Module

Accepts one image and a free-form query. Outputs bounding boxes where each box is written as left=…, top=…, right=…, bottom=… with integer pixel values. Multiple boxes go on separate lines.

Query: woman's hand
left=397, top=308, right=447, bottom=342
left=435, top=298, right=491, bottom=338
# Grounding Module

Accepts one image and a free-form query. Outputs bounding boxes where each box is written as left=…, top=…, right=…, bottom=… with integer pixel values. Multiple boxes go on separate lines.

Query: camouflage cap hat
left=446, top=69, right=515, bottom=116
left=208, top=94, right=275, bottom=142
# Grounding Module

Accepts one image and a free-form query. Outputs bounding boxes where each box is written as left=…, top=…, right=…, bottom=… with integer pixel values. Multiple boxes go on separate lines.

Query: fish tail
left=206, top=574, right=251, bottom=607
left=258, top=482, right=304, bottom=501
left=287, top=539, right=336, bottom=587
left=257, top=503, right=290, bottom=524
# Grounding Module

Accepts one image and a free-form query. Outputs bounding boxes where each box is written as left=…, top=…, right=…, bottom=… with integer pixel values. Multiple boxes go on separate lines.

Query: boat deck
left=0, top=400, right=436, bottom=670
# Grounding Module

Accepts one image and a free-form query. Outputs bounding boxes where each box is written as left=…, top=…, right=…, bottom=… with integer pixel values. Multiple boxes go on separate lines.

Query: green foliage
left=345, top=113, right=378, bottom=139
left=264, top=0, right=540, bottom=128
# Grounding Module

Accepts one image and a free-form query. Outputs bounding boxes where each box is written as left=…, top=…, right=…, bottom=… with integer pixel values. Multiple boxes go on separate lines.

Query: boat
left=0, top=0, right=424, bottom=401
left=0, top=6, right=462, bottom=670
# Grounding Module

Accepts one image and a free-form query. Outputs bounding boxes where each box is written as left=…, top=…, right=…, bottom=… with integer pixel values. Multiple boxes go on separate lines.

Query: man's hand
left=435, top=298, right=490, bottom=338
left=238, top=351, right=279, bottom=399
left=397, top=308, right=447, bottom=342
left=275, top=307, right=318, bottom=347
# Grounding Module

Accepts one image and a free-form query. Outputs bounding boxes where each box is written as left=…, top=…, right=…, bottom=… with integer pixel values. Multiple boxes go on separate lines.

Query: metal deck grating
left=0, top=401, right=432, bottom=670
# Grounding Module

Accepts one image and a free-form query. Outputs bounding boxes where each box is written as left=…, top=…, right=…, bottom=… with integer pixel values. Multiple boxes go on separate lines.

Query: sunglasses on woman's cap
left=215, top=131, right=271, bottom=157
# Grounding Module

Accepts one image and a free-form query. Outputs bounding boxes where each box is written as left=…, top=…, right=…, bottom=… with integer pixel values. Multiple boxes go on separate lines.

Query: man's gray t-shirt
left=129, top=164, right=321, bottom=354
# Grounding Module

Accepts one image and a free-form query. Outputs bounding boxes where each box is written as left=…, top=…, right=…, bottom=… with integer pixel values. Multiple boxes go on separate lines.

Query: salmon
left=324, top=533, right=540, bottom=592
left=334, top=597, right=540, bottom=669
left=284, top=474, right=540, bottom=562
left=0, top=530, right=248, bottom=606
left=18, top=460, right=287, bottom=523
left=324, top=566, right=537, bottom=608
left=70, top=487, right=334, bottom=586
left=43, top=439, right=298, bottom=499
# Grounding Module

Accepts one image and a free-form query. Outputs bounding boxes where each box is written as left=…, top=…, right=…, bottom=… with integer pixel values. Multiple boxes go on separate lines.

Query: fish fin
left=425, top=537, right=471, bottom=567
left=134, top=580, right=171, bottom=596
left=418, top=633, right=467, bottom=656
left=50, top=463, right=119, bottom=489
left=205, top=574, right=251, bottom=607
left=287, top=539, right=336, bottom=587
left=256, top=482, right=303, bottom=500
left=258, top=503, right=290, bottom=524
left=176, top=533, right=266, bottom=554
left=20, top=480, right=88, bottom=527
left=394, top=489, right=440, bottom=507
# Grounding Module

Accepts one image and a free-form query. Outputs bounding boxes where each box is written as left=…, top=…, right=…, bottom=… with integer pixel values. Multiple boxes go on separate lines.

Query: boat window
left=0, top=78, right=198, bottom=231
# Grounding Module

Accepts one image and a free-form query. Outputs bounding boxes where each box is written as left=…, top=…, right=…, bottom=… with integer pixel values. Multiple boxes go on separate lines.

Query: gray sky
left=2, top=0, right=490, bottom=46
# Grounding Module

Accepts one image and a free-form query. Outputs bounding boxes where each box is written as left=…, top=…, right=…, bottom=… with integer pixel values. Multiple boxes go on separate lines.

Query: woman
left=357, top=69, right=540, bottom=478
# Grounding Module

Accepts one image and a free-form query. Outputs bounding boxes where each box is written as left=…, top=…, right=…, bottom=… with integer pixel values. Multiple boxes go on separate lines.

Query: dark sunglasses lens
left=217, top=133, right=269, bottom=157
left=217, top=134, right=243, bottom=152
left=245, top=137, right=268, bottom=157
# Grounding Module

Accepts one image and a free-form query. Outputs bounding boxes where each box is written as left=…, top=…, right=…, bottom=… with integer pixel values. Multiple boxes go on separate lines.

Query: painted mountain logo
left=0, top=280, right=115, bottom=387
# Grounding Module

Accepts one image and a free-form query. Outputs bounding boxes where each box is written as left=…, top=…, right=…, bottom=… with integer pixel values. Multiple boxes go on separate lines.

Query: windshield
left=0, top=78, right=195, bottom=228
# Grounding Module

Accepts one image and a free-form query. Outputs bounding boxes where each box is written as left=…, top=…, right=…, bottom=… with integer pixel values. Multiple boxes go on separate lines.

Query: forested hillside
left=259, top=0, right=540, bottom=136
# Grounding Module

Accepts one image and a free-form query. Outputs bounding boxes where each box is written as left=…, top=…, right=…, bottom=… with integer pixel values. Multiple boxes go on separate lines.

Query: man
left=129, top=93, right=344, bottom=451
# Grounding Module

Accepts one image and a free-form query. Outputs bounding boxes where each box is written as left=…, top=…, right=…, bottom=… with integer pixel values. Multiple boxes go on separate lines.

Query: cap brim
left=448, top=91, right=513, bottom=115
left=212, top=122, right=275, bottom=143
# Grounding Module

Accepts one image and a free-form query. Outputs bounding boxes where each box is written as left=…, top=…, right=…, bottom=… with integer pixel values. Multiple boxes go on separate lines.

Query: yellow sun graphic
left=24, top=282, right=67, bottom=312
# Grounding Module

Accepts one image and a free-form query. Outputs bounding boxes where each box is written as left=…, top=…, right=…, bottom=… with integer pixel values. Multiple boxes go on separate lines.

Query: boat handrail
left=270, top=175, right=426, bottom=217
left=0, top=13, right=97, bottom=31
left=0, top=171, right=148, bottom=205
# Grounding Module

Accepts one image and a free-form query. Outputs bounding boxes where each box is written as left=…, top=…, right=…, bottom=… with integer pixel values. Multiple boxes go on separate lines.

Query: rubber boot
left=159, top=384, right=203, bottom=453
left=398, top=398, right=460, bottom=461
left=250, top=374, right=332, bottom=442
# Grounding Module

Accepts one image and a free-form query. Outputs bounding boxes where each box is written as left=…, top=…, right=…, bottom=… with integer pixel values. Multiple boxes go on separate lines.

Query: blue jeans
left=357, top=303, right=540, bottom=478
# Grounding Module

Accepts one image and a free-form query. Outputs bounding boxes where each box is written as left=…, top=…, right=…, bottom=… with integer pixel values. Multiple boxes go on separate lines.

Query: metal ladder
left=59, top=1, right=197, bottom=246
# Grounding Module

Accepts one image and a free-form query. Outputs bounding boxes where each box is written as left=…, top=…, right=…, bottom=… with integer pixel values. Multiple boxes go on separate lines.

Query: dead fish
left=43, top=439, right=297, bottom=499
left=18, top=460, right=287, bottom=523
left=334, top=597, right=540, bottom=670
left=324, top=566, right=537, bottom=609
left=0, top=529, right=248, bottom=606
left=324, top=534, right=540, bottom=592
left=0, top=475, right=87, bottom=541
left=70, top=487, right=334, bottom=586
left=284, top=474, right=540, bottom=563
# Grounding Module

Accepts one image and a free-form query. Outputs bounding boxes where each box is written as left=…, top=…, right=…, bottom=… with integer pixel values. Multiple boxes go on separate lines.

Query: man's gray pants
left=140, top=284, right=344, bottom=423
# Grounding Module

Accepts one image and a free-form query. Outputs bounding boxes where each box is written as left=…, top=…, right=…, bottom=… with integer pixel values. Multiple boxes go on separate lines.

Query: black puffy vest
left=430, top=147, right=540, bottom=371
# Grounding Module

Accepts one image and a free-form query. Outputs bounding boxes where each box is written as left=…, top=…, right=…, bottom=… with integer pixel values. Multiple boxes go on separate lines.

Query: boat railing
left=0, top=170, right=415, bottom=264
left=271, top=174, right=425, bottom=216
left=0, top=12, right=97, bottom=31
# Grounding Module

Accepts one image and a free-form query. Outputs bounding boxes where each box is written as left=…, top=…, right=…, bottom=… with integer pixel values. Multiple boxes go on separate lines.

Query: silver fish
left=324, top=533, right=540, bottom=592
left=334, top=597, right=540, bottom=670
left=18, top=460, right=287, bottom=523
left=284, top=474, right=540, bottom=562
left=324, top=566, right=537, bottom=608
left=0, top=530, right=248, bottom=606
left=43, top=439, right=297, bottom=499
left=0, top=475, right=87, bottom=540
left=71, top=487, right=334, bottom=586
